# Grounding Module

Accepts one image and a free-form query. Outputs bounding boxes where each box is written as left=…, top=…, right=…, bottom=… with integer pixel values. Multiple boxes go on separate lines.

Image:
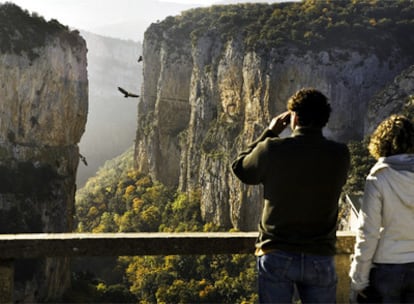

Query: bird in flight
left=137, top=55, right=143, bottom=63
left=79, top=153, right=88, bottom=166
left=118, top=87, right=140, bottom=98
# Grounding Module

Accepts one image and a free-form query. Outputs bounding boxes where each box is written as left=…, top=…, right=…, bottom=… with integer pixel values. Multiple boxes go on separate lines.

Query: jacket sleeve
left=349, top=175, right=383, bottom=290
left=231, top=129, right=276, bottom=185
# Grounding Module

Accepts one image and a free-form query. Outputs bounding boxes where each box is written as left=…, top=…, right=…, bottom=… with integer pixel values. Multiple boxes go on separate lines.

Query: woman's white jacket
left=349, top=154, right=414, bottom=290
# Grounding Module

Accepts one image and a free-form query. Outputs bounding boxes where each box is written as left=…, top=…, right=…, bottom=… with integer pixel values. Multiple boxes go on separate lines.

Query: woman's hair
left=287, top=88, right=331, bottom=128
left=368, top=114, right=414, bottom=159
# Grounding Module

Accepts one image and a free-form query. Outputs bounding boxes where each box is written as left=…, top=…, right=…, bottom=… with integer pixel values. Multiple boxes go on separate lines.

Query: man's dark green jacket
left=232, top=127, right=350, bottom=255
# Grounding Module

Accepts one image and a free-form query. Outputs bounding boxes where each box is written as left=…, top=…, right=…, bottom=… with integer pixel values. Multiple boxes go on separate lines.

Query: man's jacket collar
left=292, top=127, right=324, bottom=138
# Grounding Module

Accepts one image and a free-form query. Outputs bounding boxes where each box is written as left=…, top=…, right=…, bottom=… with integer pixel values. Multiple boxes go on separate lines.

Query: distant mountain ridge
left=77, top=31, right=142, bottom=187
left=84, top=0, right=210, bottom=41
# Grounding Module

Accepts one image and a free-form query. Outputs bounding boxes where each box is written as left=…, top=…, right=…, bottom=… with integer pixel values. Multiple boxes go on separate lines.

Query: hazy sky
left=4, top=0, right=289, bottom=41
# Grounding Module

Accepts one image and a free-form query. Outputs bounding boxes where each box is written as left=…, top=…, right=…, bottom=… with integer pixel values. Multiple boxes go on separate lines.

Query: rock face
left=365, top=65, right=414, bottom=135
left=0, top=4, right=88, bottom=301
left=135, top=3, right=414, bottom=230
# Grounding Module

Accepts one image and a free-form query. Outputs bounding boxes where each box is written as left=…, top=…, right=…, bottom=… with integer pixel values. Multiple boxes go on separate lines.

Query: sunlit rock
left=134, top=3, right=414, bottom=231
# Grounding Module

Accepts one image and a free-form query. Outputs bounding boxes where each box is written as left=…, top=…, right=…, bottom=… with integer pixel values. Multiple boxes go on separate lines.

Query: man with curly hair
left=232, top=88, right=350, bottom=303
left=350, top=114, right=414, bottom=303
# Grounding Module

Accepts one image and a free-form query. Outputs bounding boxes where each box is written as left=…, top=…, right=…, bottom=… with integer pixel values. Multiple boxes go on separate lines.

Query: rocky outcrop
left=135, top=3, right=414, bottom=231
left=365, top=65, right=414, bottom=135
left=0, top=3, right=88, bottom=302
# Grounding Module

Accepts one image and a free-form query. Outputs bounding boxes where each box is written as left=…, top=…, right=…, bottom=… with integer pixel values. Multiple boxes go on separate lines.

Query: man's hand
left=268, top=111, right=291, bottom=135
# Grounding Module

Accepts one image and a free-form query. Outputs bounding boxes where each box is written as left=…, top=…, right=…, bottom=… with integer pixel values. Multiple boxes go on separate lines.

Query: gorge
left=2, top=0, right=414, bottom=301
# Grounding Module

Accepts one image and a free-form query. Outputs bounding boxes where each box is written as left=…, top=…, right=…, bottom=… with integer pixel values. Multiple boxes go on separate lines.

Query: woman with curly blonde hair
left=350, top=114, right=414, bottom=303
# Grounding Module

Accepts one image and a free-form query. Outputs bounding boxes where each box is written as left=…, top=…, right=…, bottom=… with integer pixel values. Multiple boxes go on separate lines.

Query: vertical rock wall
left=0, top=6, right=88, bottom=301
left=135, top=5, right=414, bottom=231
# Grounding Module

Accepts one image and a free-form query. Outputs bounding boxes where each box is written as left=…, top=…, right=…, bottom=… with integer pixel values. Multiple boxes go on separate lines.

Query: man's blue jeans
left=371, top=262, right=414, bottom=303
left=257, top=250, right=337, bottom=303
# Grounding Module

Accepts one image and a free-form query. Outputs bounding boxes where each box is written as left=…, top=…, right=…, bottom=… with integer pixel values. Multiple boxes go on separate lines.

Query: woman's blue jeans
left=257, top=250, right=337, bottom=303
left=371, top=262, right=414, bottom=303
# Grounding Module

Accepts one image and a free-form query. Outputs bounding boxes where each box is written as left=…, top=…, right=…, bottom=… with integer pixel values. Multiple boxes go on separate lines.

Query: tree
left=343, top=138, right=375, bottom=195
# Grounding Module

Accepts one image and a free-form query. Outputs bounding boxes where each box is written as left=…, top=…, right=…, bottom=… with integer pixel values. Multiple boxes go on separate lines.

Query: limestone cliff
left=135, top=1, right=414, bottom=230
left=0, top=3, right=88, bottom=302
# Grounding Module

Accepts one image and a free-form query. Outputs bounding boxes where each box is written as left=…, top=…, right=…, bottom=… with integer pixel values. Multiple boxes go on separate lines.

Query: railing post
left=0, top=259, right=14, bottom=303
left=335, top=231, right=355, bottom=303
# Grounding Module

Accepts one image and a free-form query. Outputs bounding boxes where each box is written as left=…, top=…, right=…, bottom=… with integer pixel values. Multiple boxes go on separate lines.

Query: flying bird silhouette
left=79, top=153, right=88, bottom=166
left=118, top=87, right=140, bottom=98
left=137, top=55, right=143, bottom=63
